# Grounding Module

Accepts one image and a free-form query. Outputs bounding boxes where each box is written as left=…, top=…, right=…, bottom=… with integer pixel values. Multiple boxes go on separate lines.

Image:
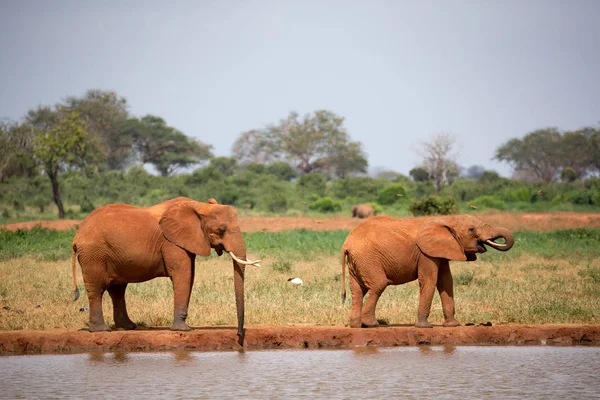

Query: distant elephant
left=341, top=214, right=514, bottom=328
left=71, top=197, right=260, bottom=345
left=351, top=204, right=375, bottom=219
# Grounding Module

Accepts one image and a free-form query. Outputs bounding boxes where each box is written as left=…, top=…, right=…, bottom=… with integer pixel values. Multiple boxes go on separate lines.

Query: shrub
left=469, top=195, right=506, bottom=210
left=80, top=199, right=95, bottom=213
left=297, top=173, right=327, bottom=198
left=366, top=202, right=383, bottom=215
left=409, top=196, right=459, bottom=216
left=265, top=192, right=288, bottom=213
left=377, top=184, right=407, bottom=205
left=328, top=177, right=385, bottom=202
left=564, top=190, right=592, bottom=205
left=309, top=196, right=342, bottom=213
left=500, top=187, right=531, bottom=203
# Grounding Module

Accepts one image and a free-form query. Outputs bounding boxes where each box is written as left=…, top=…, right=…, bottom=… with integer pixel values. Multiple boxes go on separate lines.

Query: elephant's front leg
left=167, top=253, right=196, bottom=331
left=437, top=261, right=460, bottom=327
left=415, top=259, right=438, bottom=328
left=108, top=284, right=137, bottom=330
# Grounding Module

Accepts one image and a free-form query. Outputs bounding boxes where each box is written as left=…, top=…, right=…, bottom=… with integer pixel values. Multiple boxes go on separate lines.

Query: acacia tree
left=126, top=115, right=213, bottom=176
left=65, top=89, right=132, bottom=170
left=417, top=132, right=459, bottom=194
left=29, top=110, right=99, bottom=218
left=232, top=110, right=368, bottom=178
left=493, top=128, right=592, bottom=182
left=0, top=119, right=39, bottom=181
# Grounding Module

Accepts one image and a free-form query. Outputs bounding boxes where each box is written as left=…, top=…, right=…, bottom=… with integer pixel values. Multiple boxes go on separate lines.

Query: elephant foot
left=89, top=322, right=112, bottom=332
left=361, top=318, right=380, bottom=328
left=170, top=321, right=192, bottom=331
left=443, top=318, right=461, bottom=327
left=349, top=316, right=362, bottom=328
left=115, top=320, right=138, bottom=330
left=415, top=315, right=433, bottom=328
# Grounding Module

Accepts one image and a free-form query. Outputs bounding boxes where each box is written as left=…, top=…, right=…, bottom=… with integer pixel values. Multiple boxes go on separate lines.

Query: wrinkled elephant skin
left=341, top=214, right=514, bottom=328
left=71, top=197, right=256, bottom=345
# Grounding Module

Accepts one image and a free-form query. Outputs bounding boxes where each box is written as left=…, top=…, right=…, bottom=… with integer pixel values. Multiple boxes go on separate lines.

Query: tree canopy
left=232, top=110, right=368, bottom=178
left=125, top=115, right=213, bottom=176
left=495, top=127, right=600, bottom=182
left=417, top=132, right=459, bottom=194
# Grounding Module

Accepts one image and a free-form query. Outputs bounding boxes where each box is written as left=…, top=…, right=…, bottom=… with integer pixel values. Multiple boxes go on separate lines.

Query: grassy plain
left=1, top=227, right=599, bottom=331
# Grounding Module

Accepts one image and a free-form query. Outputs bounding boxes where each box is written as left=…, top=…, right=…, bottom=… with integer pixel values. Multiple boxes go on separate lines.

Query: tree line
left=1, top=89, right=599, bottom=219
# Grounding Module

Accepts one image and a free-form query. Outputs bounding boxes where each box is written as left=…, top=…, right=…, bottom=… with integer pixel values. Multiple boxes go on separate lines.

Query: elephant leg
left=437, top=261, right=460, bottom=327
left=108, top=284, right=137, bottom=330
left=349, top=274, right=367, bottom=328
left=85, top=284, right=111, bottom=332
left=415, top=260, right=438, bottom=328
left=361, top=282, right=387, bottom=328
left=167, top=253, right=195, bottom=331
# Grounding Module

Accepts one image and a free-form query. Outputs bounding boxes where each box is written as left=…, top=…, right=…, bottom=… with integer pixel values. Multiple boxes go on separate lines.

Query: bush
left=366, top=202, right=383, bottom=215
left=80, top=199, right=95, bottom=213
left=409, top=196, right=459, bottom=216
left=309, top=196, right=342, bottom=213
left=377, top=184, right=407, bottom=205
left=265, top=192, right=288, bottom=213
left=469, top=195, right=506, bottom=210
left=297, top=173, right=327, bottom=198
left=500, top=187, right=531, bottom=203
left=564, top=190, right=592, bottom=205
left=329, top=177, right=386, bottom=202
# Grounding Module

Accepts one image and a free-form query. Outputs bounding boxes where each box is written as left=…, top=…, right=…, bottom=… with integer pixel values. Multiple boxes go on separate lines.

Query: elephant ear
left=159, top=202, right=211, bottom=256
left=416, top=220, right=466, bottom=261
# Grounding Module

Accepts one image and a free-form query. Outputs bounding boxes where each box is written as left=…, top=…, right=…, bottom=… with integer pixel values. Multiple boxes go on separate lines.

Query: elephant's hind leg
left=85, top=284, right=111, bottom=332
left=349, top=274, right=366, bottom=328
left=361, top=281, right=387, bottom=328
left=108, top=284, right=137, bottom=330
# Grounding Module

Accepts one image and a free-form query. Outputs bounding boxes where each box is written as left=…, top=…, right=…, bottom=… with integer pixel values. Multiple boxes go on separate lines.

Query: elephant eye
left=468, top=226, right=476, bottom=233
left=218, top=226, right=226, bottom=234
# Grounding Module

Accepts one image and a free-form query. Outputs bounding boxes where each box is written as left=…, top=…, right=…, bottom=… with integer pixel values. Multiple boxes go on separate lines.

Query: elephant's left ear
left=416, top=221, right=466, bottom=261
left=159, top=202, right=211, bottom=256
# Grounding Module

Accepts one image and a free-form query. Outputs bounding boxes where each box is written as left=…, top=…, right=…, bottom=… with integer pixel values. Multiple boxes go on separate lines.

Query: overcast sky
left=1, top=0, right=599, bottom=177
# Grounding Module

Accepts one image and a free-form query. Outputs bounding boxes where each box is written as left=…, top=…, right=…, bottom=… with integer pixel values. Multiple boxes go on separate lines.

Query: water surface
left=2, top=346, right=599, bottom=399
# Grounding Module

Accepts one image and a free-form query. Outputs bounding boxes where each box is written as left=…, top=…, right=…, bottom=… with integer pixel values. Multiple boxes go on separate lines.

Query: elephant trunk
left=485, top=227, right=514, bottom=252
left=233, top=260, right=245, bottom=346
left=227, top=240, right=247, bottom=346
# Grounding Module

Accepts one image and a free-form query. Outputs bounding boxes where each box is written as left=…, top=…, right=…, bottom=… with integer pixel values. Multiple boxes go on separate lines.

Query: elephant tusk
left=485, top=239, right=507, bottom=248
left=228, top=251, right=261, bottom=267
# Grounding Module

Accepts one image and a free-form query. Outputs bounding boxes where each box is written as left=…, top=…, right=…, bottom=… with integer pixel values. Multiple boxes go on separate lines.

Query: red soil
left=3, top=211, right=600, bottom=233
left=1, top=324, right=598, bottom=355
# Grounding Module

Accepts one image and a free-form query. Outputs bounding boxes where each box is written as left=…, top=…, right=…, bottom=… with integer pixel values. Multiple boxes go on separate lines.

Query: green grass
left=0, top=227, right=76, bottom=261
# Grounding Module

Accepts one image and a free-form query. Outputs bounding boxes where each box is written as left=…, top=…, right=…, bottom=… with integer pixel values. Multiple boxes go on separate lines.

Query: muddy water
left=1, top=346, right=599, bottom=399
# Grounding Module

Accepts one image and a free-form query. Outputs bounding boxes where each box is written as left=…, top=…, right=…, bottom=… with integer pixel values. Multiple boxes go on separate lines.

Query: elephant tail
left=341, top=248, right=348, bottom=304
left=71, top=243, right=80, bottom=302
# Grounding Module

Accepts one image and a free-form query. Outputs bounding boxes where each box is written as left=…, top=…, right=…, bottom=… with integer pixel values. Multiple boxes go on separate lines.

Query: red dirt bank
left=1, top=324, right=599, bottom=354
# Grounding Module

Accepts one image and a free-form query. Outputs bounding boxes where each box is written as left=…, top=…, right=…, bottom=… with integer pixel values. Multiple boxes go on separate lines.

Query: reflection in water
left=418, top=344, right=457, bottom=355
left=1, top=346, right=599, bottom=399
left=352, top=345, right=380, bottom=356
